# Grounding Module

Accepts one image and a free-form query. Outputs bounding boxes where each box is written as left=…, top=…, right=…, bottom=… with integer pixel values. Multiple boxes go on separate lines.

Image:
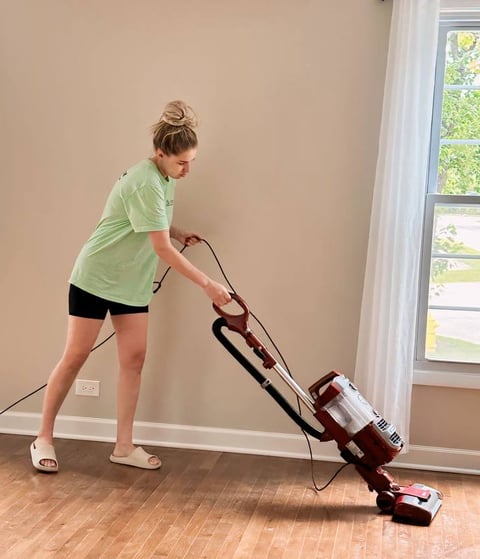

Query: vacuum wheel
left=376, top=491, right=396, bottom=513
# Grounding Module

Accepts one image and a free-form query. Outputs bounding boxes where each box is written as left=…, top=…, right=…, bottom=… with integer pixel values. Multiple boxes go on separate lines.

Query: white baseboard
left=1, top=411, right=478, bottom=476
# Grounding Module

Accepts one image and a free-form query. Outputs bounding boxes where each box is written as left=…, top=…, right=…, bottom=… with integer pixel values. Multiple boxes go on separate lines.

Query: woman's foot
left=110, top=444, right=161, bottom=469
left=30, top=439, right=58, bottom=472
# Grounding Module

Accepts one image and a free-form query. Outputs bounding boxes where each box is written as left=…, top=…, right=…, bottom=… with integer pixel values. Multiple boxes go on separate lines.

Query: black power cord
left=199, top=239, right=351, bottom=492
left=1, top=240, right=349, bottom=491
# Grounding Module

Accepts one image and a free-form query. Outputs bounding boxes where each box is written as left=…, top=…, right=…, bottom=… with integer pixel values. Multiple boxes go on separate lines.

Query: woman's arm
left=149, top=230, right=231, bottom=306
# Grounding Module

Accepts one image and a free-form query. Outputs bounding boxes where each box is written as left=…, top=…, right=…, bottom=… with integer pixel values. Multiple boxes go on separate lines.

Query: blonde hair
left=151, top=100, right=198, bottom=155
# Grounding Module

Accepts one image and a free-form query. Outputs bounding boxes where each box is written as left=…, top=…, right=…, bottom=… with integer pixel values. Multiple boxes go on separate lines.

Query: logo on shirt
left=166, top=199, right=174, bottom=207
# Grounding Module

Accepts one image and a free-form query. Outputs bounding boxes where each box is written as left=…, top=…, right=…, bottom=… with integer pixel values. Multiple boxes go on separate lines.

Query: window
left=416, top=21, right=480, bottom=384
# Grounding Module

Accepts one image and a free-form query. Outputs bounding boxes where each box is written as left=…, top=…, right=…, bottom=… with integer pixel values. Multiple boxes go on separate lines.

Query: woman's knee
left=61, top=348, right=91, bottom=373
left=120, top=349, right=146, bottom=373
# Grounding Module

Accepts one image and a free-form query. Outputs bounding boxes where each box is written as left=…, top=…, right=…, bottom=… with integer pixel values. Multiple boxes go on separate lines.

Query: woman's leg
left=110, top=312, right=160, bottom=466
left=34, top=315, right=104, bottom=467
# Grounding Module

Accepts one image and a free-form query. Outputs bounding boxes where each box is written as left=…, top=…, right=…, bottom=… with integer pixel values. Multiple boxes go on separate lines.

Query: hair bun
left=160, top=100, right=198, bottom=128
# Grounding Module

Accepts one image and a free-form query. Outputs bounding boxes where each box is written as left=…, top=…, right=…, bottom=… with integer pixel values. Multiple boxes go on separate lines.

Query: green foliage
left=430, top=223, right=465, bottom=290
left=438, top=31, right=480, bottom=194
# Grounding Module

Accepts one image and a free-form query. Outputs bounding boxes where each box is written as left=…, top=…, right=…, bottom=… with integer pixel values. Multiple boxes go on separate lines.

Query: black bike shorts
left=68, top=284, right=149, bottom=319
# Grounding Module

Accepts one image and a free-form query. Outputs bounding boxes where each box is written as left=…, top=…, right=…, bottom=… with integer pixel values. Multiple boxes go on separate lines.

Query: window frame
left=414, top=18, right=480, bottom=389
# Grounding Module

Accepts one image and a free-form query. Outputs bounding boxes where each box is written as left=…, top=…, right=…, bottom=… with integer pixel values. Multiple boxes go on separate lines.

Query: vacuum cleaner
left=211, top=293, right=443, bottom=526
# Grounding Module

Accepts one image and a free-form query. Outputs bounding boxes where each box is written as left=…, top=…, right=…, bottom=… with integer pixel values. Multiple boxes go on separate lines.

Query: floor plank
left=0, top=434, right=478, bottom=559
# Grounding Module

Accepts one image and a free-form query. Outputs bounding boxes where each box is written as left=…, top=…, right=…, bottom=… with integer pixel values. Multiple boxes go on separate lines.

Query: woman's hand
left=203, top=280, right=232, bottom=307
left=170, top=226, right=202, bottom=247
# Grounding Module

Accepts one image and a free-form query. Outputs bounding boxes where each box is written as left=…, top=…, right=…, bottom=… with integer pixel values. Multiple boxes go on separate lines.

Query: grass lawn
left=434, top=246, right=480, bottom=283
left=428, top=240, right=480, bottom=363
left=427, top=335, right=480, bottom=363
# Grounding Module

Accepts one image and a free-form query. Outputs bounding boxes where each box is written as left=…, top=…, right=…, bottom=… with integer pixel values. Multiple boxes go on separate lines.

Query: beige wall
left=1, top=1, right=478, bottom=453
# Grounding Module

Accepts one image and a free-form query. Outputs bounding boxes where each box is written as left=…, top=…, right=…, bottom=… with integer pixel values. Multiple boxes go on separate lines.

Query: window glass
left=426, top=203, right=480, bottom=363
left=418, top=26, right=480, bottom=368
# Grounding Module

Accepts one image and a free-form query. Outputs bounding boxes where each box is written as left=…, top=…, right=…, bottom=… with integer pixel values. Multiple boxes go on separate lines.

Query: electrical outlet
left=75, top=379, right=100, bottom=397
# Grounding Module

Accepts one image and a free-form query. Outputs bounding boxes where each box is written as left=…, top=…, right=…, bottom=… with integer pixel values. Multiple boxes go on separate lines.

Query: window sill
left=413, top=368, right=480, bottom=389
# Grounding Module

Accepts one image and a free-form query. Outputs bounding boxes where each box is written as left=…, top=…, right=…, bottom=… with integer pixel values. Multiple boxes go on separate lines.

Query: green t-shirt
left=70, top=159, right=175, bottom=306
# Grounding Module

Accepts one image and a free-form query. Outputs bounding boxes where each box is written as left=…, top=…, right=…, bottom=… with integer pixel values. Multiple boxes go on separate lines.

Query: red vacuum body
left=212, top=294, right=442, bottom=526
left=308, top=372, right=442, bottom=525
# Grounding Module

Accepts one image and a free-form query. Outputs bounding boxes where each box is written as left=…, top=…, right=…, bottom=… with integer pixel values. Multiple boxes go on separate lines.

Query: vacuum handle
left=212, top=293, right=250, bottom=337
left=213, top=293, right=277, bottom=368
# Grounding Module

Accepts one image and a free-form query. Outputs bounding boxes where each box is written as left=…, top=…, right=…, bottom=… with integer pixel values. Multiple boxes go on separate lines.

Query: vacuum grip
left=212, top=293, right=250, bottom=337
left=213, top=293, right=277, bottom=368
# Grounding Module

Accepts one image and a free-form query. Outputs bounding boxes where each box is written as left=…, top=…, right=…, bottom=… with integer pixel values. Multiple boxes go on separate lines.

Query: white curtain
left=354, top=0, right=440, bottom=445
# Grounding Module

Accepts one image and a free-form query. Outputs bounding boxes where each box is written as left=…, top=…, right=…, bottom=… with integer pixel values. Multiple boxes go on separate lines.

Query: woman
left=30, top=100, right=231, bottom=472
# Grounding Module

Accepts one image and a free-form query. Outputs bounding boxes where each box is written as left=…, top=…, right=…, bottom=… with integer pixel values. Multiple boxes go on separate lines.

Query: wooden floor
left=0, top=435, right=478, bottom=559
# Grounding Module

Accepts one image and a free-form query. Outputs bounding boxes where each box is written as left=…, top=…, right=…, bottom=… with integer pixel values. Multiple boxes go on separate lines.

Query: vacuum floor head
left=392, top=484, right=443, bottom=526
